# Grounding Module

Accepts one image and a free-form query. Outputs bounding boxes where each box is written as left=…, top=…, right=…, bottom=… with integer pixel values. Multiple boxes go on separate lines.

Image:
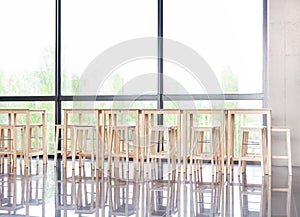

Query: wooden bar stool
left=189, top=126, right=221, bottom=181
left=145, top=125, right=179, bottom=217
left=26, top=124, right=47, bottom=170
left=146, top=125, right=178, bottom=181
left=271, top=127, right=292, bottom=175
left=0, top=125, right=18, bottom=174
left=108, top=125, right=138, bottom=179
left=54, top=125, right=74, bottom=167
left=238, top=126, right=267, bottom=176
left=72, top=125, right=97, bottom=171
left=107, top=124, right=140, bottom=216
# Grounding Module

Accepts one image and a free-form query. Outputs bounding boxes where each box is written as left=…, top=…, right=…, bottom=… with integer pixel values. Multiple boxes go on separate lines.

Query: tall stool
left=271, top=127, right=292, bottom=175
left=0, top=125, right=17, bottom=174
left=26, top=124, right=47, bottom=170
left=54, top=125, right=74, bottom=168
left=72, top=125, right=97, bottom=171
left=146, top=125, right=178, bottom=181
left=107, top=125, right=139, bottom=216
left=145, top=126, right=179, bottom=217
left=189, top=126, right=221, bottom=181
left=238, top=126, right=267, bottom=176
left=108, top=125, right=138, bottom=179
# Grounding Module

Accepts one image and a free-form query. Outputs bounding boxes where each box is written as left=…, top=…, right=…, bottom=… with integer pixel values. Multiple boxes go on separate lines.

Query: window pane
left=0, top=0, right=55, bottom=96
left=62, top=0, right=157, bottom=95
left=164, top=0, right=263, bottom=95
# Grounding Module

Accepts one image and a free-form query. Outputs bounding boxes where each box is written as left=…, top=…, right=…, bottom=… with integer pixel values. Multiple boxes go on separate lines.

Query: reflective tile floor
left=0, top=160, right=299, bottom=217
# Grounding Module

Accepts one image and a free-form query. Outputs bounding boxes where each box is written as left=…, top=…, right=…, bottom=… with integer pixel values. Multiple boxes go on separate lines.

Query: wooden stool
left=0, top=125, right=18, bottom=174
left=146, top=125, right=178, bottom=181
left=72, top=125, right=97, bottom=171
left=271, top=127, right=292, bottom=175
left=108, top=125, right=138, bottom=179
left=107, top=124, right=139, bottom=216
left=145, top=126, right=179, bottom=216
left=189, top=126, right=221, bottom=180
left=54, top=125, right=74, bottom=167
left=26, top=124, right=47, bottom=170
left=238, top=126, right=267, bottom=176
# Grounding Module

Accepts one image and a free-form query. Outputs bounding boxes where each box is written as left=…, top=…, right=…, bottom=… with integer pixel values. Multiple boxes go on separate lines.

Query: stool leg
left=13, top=128, right=17, bottom=171
left=0, top=129, right=3, bottom=173
left=242, top=131, right=248, bottom=174
left=238, top=131, right=243, bottom=176
left=20, top=127, right=25, bottom=171
left=210, top=128, right=214, bottom=177
left=82, top=129, right=88, bottom=168
left=261, top=128, right=266, bottom=176
left=198, top=131, right=204, bottom=179
left=11, top=128, right=17, bottom=172
left=72, top=129, right=78, bottom=170
left=8, top=128, right=12, bottom=169
left=35, top=127, right=40, bottom=170
left=107, top=128, right=113, bottom=176
left=238, top=131, right=248, bottom=176
left=286, top=130, right=292, bottom=175
left=54, top=126, right=59, bottom=167
left=189, top=129, right=194, bottom=177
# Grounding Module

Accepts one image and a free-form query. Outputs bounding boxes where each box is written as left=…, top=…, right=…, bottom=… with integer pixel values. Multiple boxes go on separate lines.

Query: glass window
left=164, top=0, right=263, bottom=95
left=0, top=0, right=55, bottom=96
left=62, top=0, right=157, bottom=95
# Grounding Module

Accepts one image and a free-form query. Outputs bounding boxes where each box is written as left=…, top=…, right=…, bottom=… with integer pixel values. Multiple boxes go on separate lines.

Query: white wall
left=269, top=0, right=300, bottom=166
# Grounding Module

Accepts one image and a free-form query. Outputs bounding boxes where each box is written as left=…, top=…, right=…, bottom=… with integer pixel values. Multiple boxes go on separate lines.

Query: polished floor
left=0, top=159, right=299, bottom=217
